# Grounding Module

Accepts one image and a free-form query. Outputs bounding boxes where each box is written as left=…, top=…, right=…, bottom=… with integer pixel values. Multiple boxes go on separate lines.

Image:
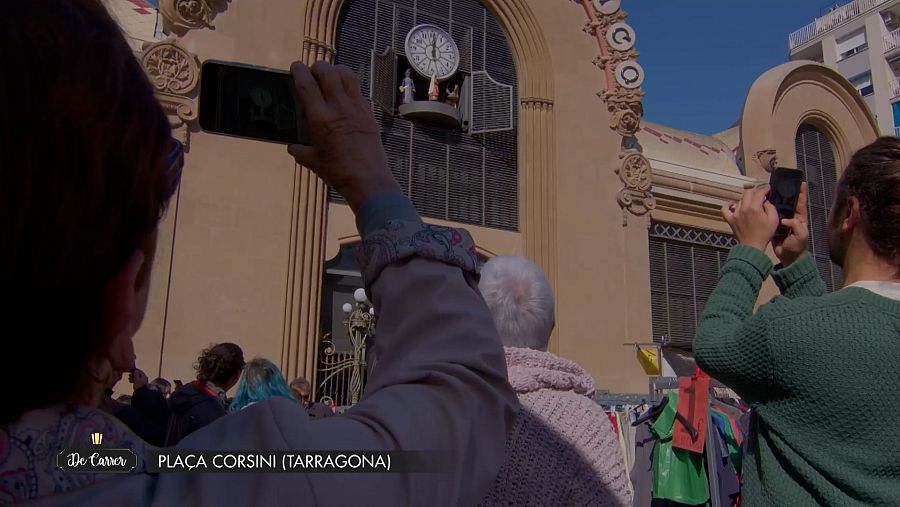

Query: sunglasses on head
left=164, top=138, right=185, bottom=200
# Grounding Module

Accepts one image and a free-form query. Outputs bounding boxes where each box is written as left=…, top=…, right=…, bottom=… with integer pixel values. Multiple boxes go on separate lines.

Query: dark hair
left=0, top=0, right=173, bottom=424
left=195, top=343, right=245, bottom=388
left=837, top=137, right=900, bottom=266
left=150, top=378, right=172, bottom=391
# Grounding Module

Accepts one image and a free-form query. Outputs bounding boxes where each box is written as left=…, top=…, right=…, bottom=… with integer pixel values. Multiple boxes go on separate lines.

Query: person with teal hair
left=229, top=358, right=297, bottom=412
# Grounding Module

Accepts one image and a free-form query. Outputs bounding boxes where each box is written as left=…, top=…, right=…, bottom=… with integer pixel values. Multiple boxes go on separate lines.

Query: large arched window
left=334, top=0, right=518, bottom=231
left=795, top=125, right=843, bottom=292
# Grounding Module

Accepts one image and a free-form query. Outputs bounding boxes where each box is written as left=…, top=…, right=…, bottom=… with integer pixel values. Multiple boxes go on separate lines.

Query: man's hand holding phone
left=772, top=182, right=809, bottom=267
left=722, top=185, right=780, bottom=253
left=722, top=180, right=809, bottom=266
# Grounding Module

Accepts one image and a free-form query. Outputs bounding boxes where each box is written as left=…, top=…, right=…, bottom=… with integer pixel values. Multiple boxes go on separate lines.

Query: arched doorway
left=283, top=0, right=558, bottom=383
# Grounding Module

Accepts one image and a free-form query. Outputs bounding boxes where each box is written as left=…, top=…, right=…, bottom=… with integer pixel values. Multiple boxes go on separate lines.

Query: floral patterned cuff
left=357, top=220, right=480, bottom=288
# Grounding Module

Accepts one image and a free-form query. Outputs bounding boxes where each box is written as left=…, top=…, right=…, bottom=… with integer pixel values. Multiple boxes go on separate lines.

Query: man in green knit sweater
left=693, top=137, right=900, bottom=506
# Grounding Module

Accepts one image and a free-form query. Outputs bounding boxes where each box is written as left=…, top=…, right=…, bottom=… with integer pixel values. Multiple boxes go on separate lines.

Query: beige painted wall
left=132, top=0, right=306, bottom=388
left=522, top=0, right=651, bottom=393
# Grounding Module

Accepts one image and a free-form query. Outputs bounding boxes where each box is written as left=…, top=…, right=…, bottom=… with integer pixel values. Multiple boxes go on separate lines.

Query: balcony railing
left=789, top=0, right=893, bottom=50
left=891, top=78, right=900, bottom=99
left=886, top=27, right=900, bottom=52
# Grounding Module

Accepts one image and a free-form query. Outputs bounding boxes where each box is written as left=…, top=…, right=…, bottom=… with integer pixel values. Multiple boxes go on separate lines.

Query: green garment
left=650, top=392, right=709, bottom=505
left=710, top=407, right=742, bottom=473
left=694, top=246, right=900, bottom=506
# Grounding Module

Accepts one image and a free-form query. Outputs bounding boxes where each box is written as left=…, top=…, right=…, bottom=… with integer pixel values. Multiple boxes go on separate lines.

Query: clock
left=404, top=24, right=460, bottom=81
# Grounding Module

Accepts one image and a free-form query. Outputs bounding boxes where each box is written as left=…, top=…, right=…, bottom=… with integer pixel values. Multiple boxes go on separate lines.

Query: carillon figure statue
left=399, top=68, right=416, bottom=105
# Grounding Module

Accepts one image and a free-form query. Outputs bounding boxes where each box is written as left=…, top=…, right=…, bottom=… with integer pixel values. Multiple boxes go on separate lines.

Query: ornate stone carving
left=610, top=107, right=640, bottom=136
left=520, top=97, right=555, bottom=111
left=580, top=0, right=652, bottom=217
left=616, top=153, right=656, bottom=214
left=616, top=188, right=656, bottom=216
left=159, top=0, right=224, bottom=33
left=754, top=149, right=778, bottom=172
left=140, top=39, right=201, bottom=147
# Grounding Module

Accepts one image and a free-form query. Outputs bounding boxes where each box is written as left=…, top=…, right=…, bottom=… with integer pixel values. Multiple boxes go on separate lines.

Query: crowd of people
left=101, top=344, right=337, bottom=448
left=1, top=0, right=899, bottom=505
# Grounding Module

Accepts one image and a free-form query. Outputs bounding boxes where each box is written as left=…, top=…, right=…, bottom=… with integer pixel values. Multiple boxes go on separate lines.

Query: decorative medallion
left=141, top=42, right=200, bottom=95
left=614, top=61, right=644, bottom=89
left=159, top=0, right=225, bottom=33
left=592, top=0, right=622, bottom=15
left=140, top=39, right=201, bottom=147
left=617, top=153, right=653, bottom=191
left=606, top=22, right=636, bottom=51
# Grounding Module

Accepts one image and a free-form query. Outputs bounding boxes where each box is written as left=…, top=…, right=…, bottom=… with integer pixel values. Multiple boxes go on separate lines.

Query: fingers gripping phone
left=199, top=60, right=313, bottom=145
left=767, top=167, right=805, bottom=237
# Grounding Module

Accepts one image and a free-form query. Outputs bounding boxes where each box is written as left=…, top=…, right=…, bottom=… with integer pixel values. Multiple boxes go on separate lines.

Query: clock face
left=404, top=24, right=460, bottom=81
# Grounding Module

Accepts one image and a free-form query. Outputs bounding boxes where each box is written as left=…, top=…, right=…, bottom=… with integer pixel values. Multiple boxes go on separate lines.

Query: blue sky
left=627, top=1, right=840, bottom=135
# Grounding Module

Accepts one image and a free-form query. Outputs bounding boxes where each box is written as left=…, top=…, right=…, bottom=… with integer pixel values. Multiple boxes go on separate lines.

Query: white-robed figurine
left=428, top=74, right=440, bottom=101
left=399, top=68, right=416, bottom=105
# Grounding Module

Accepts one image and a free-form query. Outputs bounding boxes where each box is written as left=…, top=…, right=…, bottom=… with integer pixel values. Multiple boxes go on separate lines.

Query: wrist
left=739, top=240, right=769, bottom=254
left=778, top=253, right=802, bottom=267
left=341, top=178, right=403, bottom=213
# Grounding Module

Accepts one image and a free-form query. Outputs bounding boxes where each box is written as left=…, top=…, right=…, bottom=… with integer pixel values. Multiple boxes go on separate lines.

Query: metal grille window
left=795, top=125, right=843, bottom=292
left=334, top=0, right=519, bottom=231
left=649, top=222, right=737, bottom=349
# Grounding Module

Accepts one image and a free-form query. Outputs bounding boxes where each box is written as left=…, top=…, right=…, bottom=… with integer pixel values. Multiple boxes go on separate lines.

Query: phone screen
left=199, top=60, right=312, bottom=145
left=767, top=167, right=804, bottom=235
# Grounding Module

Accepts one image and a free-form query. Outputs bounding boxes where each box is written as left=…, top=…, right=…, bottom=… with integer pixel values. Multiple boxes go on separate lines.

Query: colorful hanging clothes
left=710, top=408, right=743, bottom=473
left=710, top=419, right=742, bottom=507
left=650, top=392, right=709, bottom=505
left=609, top=412, right=620, bottom=436
left=673, top=369, right=709, bottom=453
left=631, top=422, right=655, bottom=507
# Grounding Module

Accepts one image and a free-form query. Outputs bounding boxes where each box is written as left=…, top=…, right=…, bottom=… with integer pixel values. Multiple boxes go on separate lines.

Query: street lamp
left=342, top=288, right=376, bottom=405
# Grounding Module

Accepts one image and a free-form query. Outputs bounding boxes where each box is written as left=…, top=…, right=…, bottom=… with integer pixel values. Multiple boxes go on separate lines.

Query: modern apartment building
left=790, top=0, right=900, bottom=135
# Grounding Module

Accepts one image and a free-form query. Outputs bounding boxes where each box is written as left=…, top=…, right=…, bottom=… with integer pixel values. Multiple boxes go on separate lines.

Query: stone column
left=520, top=98, right=559, bottom=353
left=280, top=38, right=334, bottom=383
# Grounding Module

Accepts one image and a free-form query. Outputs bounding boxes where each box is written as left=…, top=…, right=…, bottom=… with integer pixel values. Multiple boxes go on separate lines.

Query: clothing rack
left=629, top=375, right=742, bottom=507
left=594, top=392, right=652, bottom=406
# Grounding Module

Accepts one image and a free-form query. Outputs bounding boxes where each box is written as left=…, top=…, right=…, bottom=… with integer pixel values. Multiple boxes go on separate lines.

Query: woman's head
left=195, top=343, right=245, bottom=391
left=229, top=358, right=297, bottom=412
left=0, top=0, right=176, bottom=424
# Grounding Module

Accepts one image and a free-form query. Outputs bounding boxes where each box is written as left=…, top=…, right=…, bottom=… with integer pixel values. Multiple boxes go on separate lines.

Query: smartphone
left=767, top=167, right=805, bottom=237
left=199, top=60, right=312, bottom=145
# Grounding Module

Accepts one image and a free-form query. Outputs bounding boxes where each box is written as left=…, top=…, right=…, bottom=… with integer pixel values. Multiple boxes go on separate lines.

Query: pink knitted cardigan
left=479, top=347, right=631, bottom=506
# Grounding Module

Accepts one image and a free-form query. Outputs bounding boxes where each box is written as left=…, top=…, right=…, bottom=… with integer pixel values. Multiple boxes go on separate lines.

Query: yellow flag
left=636, top=346, right=660, bottom=376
